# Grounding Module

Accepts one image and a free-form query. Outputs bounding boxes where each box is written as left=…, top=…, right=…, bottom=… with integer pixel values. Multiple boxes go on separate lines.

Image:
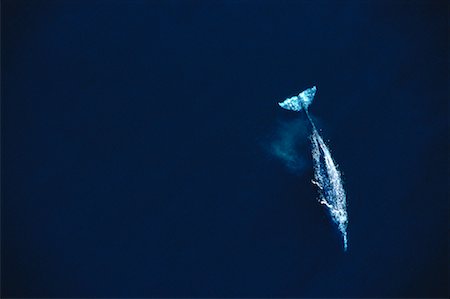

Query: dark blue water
left=2, top=0, right=448, bottom=297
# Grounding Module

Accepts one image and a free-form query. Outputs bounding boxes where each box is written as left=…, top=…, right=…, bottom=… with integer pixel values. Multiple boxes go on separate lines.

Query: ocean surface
left=2, top=0, right=448, bottom=297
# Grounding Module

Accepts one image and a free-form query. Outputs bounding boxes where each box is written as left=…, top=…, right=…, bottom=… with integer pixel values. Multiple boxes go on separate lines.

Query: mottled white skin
left=309, top=124, right=348, bottom=250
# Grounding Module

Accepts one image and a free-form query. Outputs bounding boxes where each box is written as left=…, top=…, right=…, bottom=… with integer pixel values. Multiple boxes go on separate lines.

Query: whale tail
left=278, top=86, right=317, bottom=112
